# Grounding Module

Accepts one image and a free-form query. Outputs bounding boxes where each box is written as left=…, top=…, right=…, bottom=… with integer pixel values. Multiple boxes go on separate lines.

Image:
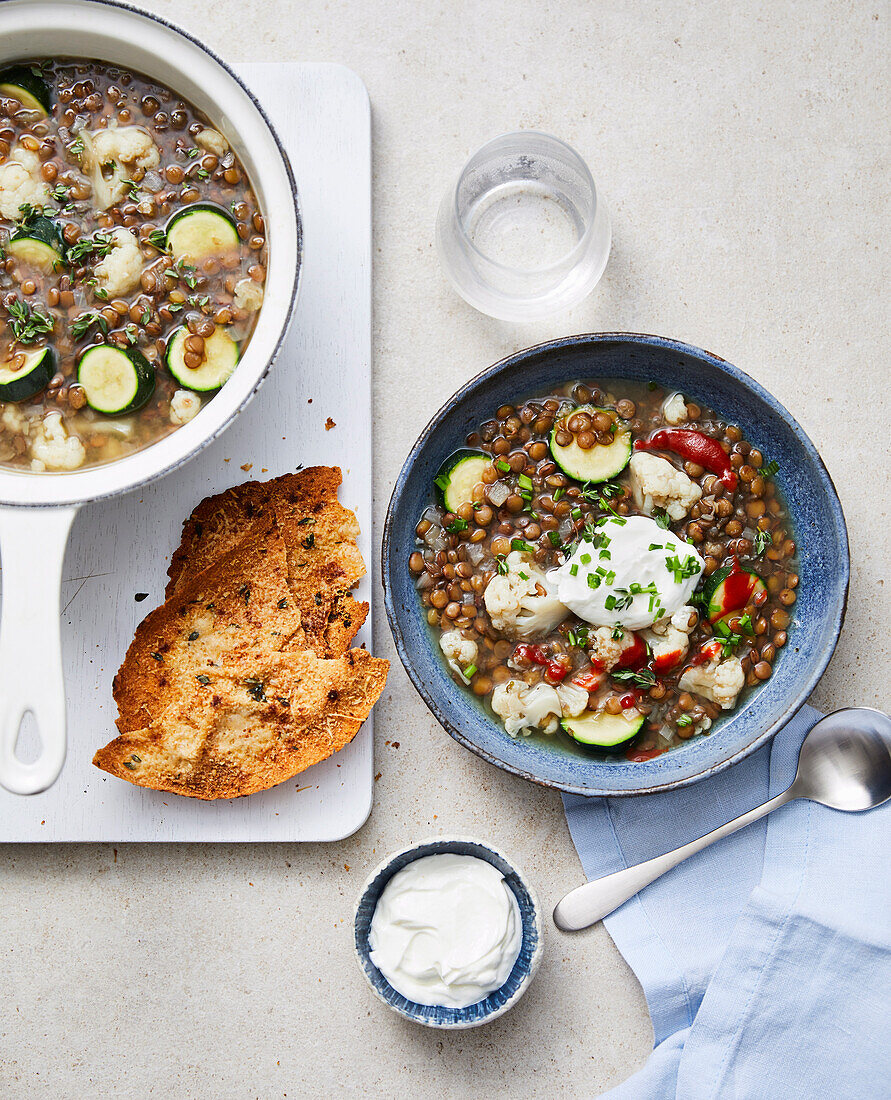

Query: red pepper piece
left=653, top=648, right=683, bottom=672
left=619, top=692, right=638, bottom=709
left=625, top=745, right=666, bottom=762
left=513, top=643, right=547, bottom=666
left=634, top=428, right=738, bottom=491
left=690, top=640, right=722, bottom=666
left=572, top=669, right=604, bottom=691
left=614, top=633, right=647, bottom=670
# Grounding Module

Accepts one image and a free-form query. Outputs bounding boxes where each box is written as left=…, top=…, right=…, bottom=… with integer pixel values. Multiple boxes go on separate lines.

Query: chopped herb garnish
left=445, top=517, right=468, bottom=533
left=70, top=310, right=108, bottom=339
left=518, top=473, right=534, bottom=491
left=611, top=624, right=624, bottom=640
left=587, top=573, right=600, bottom=590
left=553, top=488, right=565, bottom=502
left=462, top=663, right=477, bottom=679
left=653, top=508, right=671, bottom=530
left=648, top=543, right=662, bottom=551
left=518, top=571, right=529, bottom=581
left=580, top=553, right=591, bottom=565
left=570, top=507, right=582, bottom=519
left=511, top=538, right=534, bottom=553
left=146, top=228, right=168, bottom=252
left=754, top=529, right=770, bottom=556
left=496, top=555, right=509, bottom=575
left=243, top=677, right=267, bottom=702
left=599, top=549, right=611, bottom=559
left=570, top=564, right=579, bottom=577
left=762, top=457, right=779, bottom=477
left=612, top=667, right=657, bottom=688
left=547, top=531, right=561, bottom=548
left=7, top=298, right=54, bottom=343
left=196, top=167, right=210, bottom=180
left=495, top=459, right=511, bottom=473
left=676, top=715, right=693, bottom=727
left=66, top=231, right=114, bottom=264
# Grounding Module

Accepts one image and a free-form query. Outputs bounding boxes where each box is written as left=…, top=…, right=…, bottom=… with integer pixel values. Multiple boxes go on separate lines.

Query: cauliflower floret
left=483, top=551, right=568, bottom=638
left=555, top=681, right=589, bottom=718
left=642, top=605, right=697, bottom=669
left=81, top=125, right=160, bottom=209
left=1, top=403, right=27, bottom=434
left=233, top=277, right=264, bottom=313
left=170, top=389, right=202, bottom=426
left=491, top=679, right=562, bottom=737
left=195, top=128, right=230, bottom=157
left=94, top=227, right=144, bottom=297
left=678, top=656, right=745, bottom=710
left=0, top=145, right=50, bottom=220
left=628, top=451, right=702, bottom=521
left=662, top=392, right=688, bottom=426
left=29, top=412, right=86, bottom=471
left=439, top=630, right=478, bottom=681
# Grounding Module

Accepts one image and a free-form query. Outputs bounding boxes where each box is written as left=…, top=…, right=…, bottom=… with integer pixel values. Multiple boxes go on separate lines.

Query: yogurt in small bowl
left=354, top=836, right=543, bottom=1028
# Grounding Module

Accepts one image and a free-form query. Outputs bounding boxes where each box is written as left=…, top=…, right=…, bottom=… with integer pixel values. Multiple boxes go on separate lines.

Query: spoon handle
left=553, top=787, right=795, bottom=931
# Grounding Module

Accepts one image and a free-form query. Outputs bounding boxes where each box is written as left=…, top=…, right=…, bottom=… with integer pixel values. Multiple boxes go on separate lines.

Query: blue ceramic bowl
left=354, top=836, right=543, bottom=1028
left=383, top=333, right=849, bottom=796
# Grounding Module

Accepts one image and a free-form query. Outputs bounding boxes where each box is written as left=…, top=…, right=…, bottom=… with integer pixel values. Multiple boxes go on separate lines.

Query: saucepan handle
left=0, top=504, right=77, bottom=795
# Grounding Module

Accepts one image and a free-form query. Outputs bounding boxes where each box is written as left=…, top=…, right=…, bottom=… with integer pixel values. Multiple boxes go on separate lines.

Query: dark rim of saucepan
left=382, top=332, right=850, bottom=797
left=0, top=0, right=303, bottom=508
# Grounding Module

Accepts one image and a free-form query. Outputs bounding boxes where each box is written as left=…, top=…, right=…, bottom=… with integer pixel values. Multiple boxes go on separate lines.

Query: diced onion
left=487, top=481, right=510, bottom=507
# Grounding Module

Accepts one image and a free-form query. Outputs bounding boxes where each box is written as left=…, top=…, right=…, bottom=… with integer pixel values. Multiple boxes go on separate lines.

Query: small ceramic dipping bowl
left=354, top=836, right=543, bottom=1028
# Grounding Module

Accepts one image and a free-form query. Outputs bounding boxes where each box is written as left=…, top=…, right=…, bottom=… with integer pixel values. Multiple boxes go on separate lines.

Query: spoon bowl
left=554, top=708, right=891, bottom=932
left=791, top=708, right=891, bottom=810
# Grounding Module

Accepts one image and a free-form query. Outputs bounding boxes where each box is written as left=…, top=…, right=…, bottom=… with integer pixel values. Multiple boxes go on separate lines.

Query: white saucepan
left=0, top=0, right=302, bottom=793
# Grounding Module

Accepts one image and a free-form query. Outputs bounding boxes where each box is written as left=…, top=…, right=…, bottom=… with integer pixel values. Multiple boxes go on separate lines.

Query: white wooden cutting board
left=0, top=63, right=374, bottom=841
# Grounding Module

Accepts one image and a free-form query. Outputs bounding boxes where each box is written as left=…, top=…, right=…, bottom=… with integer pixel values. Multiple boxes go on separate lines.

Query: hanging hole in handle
left=13, top=709, right=42, bottom=765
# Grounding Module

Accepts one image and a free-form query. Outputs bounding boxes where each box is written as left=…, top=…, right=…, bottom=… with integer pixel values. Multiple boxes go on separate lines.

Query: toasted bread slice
left=113, top=521, right=305, bottom=733
left=95, top=647, right=389, bottom=799
left=166, top=467, right=367, bottom=656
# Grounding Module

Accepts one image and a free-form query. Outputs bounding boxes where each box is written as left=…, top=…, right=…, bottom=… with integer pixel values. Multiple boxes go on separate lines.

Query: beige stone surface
left=1, top=1, right=888, bottom=1096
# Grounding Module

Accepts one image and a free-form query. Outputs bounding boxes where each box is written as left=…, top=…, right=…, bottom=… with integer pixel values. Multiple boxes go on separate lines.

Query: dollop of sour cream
left=549, top=515, right=704, bottom=631
left=368, top=853, right=522, bottom=1008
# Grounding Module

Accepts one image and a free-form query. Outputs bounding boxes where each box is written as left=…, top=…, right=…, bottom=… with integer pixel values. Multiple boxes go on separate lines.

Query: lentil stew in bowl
left=0, top=58, right=267, bottom=471
left=410, top=379, right=798, bottom=763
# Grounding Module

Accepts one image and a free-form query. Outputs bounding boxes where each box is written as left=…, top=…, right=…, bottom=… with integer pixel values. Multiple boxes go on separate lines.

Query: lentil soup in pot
left=410, top=380, right=798, bottom=762
left=0, top=59, right=267, bottom=471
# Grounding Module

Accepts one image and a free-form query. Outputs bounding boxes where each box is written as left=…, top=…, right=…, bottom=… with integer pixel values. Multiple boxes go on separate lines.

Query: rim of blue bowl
left=382, top=332, right=850, bottom=797
left=354, top=835, right=543, bottom=1028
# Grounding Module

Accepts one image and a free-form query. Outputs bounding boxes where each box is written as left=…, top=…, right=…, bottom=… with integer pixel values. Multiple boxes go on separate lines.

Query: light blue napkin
left=562, top=704, right=891, bottom=1099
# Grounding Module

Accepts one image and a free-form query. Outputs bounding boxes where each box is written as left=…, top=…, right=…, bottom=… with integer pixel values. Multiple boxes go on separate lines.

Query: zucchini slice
left=550, top=406, right=632, bottom=483
left=562, top=709, right=646, bottom=750
left=0, top=346, right=54, bottom=403
left=702, top=563, right=767, bottom=625
left=8, top=215, right=64, bottom=273
left=166, top=203, right=239, bottom=263
left=0, top=66, right=52, bottom=116
left=78, top=345, right=155, bottom=415
left=434, top=450, right=491, bottom=513
left=166, top=325, right=239, bottom=392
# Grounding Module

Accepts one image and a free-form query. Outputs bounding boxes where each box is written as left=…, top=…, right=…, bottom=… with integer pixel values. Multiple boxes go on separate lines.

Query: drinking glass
left=436, top=131, right=611, bottom=322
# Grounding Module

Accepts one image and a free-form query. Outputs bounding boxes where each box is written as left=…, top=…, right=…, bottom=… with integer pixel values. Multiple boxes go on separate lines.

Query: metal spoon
left=553, top=708, right=891, bottom=932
